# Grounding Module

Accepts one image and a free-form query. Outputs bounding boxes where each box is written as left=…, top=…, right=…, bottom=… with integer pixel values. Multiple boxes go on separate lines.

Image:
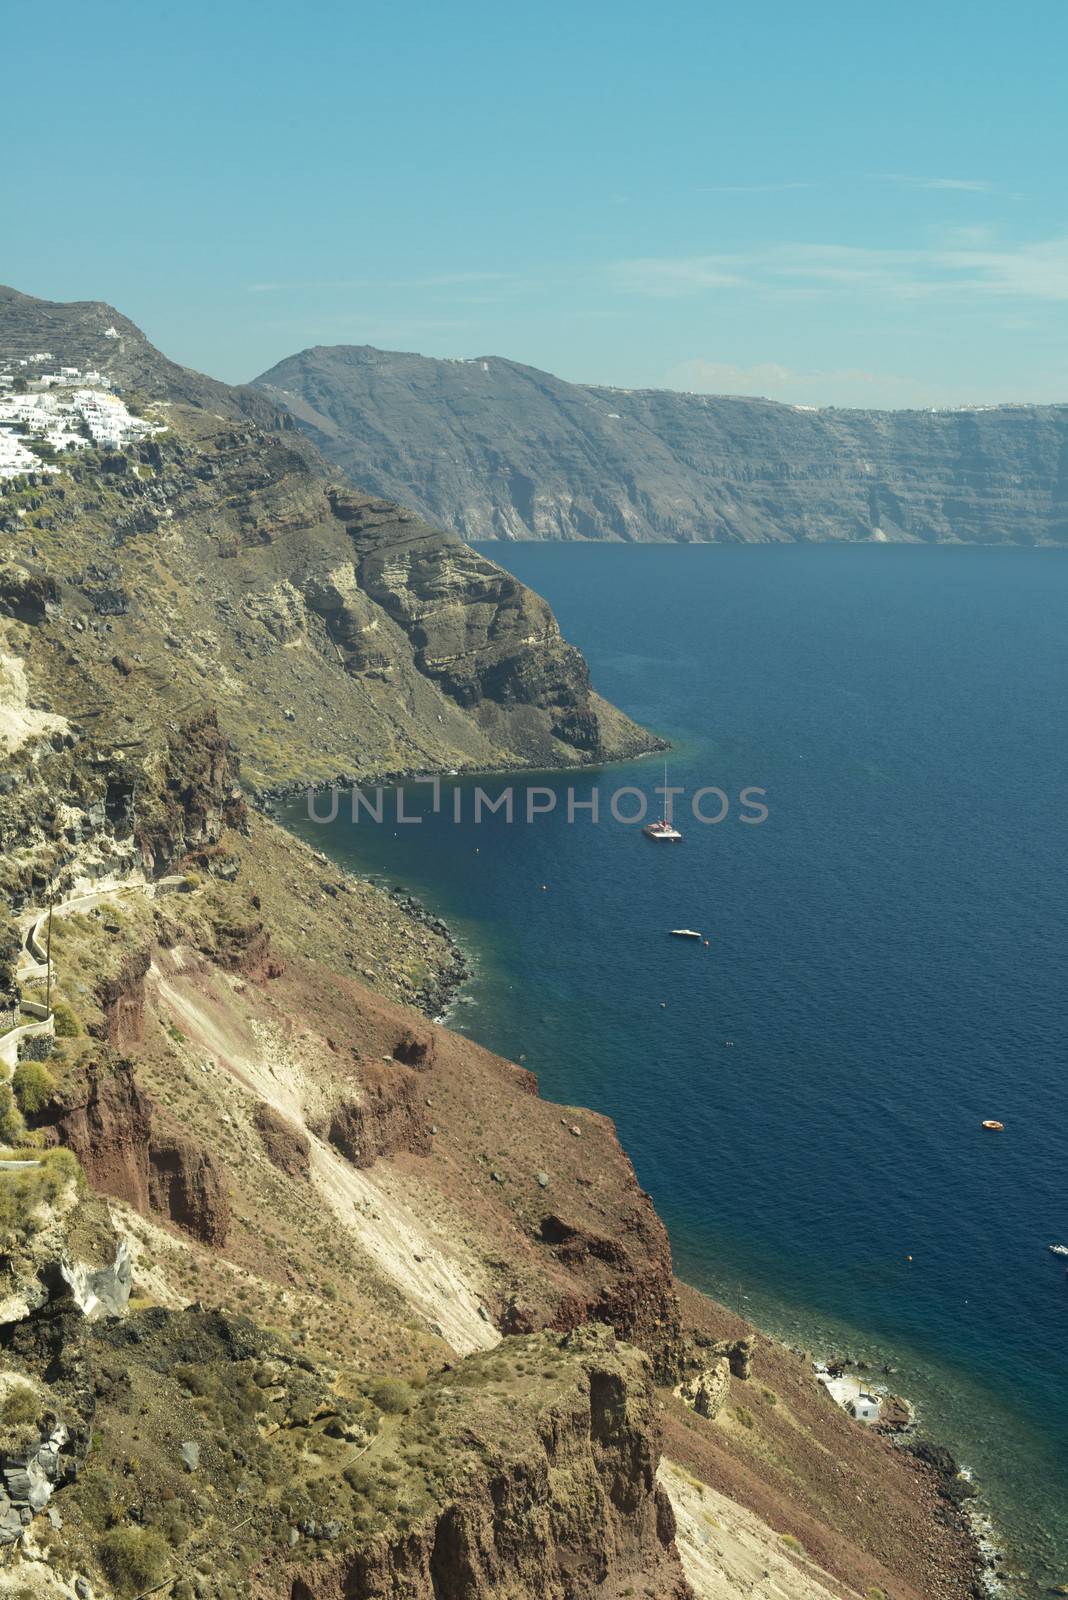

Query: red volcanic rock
left=148, top=1138, right=230, bottom=1247
left=42, top=1057, right=230, bottom=1246
left=253, top=1102, right=311, bottom=1179
left=324, top=1061, right=431, bottom=1168
left=43, top=1058, right=153, bottom=1211
left=93, top=948, right=151, bottom=1048
left=209, top=918, right=284, bottom=981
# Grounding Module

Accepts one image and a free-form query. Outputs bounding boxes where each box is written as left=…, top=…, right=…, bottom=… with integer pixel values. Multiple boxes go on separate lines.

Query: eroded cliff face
left=40, top=1056, right=231, bottom=1245
left=13, top=811, right=682, bottom=1379
left=327, top=490, right=613, bottom=754
left=281, top=1327, right=687, bottom=1600
left=0, top=289, right=987, bottom=1600
left=0, top=291, right=658, bottom=831
left=0, top=678, right=246, bottom=905
left=0, top=812, right=984, bottom=1600
left=255, top=343, right=1068, bottom=545
left=0, top=1291, right=689, bottom=1600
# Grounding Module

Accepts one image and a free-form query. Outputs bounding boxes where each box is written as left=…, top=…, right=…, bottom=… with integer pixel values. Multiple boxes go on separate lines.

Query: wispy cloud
left=609, top=236, right=1068, bottom=303
left=609, top=259, right=748, bottom=295
left=695, top=175, right=990, bottom=197
left=248, top=272, right=514, bottom=294
left=874, top=173, right=993, bottom=192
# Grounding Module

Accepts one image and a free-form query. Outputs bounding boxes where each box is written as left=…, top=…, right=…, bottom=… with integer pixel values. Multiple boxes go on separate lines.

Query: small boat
left=670, top=928, right=702, bottom=940
left=643, top=759, right=683, bottom=841
left=1048, top=1244, right=1068, bottom=1259
left=644, top=820, right=683, bottom=841
left=981, top=1120, right=1004, bottom=1132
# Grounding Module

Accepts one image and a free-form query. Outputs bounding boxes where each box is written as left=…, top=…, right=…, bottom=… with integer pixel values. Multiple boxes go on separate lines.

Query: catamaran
left=643, top=760, right=683, bottom=841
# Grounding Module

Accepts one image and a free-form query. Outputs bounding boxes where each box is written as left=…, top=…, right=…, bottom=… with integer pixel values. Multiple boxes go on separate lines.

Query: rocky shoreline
left=251, top=738, right=666, bottom=816
left=795, top=1344, right=1010, bottom=1596
left=257, top=763, right=1016, bottom=1600
left=383, top=884, right=472, bottom=1020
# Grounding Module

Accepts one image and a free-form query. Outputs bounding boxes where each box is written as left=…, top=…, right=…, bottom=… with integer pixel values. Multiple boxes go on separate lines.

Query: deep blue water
left=285, top=545, right=1068, bottom=1593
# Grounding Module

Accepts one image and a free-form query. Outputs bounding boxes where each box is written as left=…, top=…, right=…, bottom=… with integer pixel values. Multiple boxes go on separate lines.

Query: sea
left=282, top=543, right=1068, bottom=1595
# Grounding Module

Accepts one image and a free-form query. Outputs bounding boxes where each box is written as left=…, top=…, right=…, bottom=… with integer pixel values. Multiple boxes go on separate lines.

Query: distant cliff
left=0, top=288, right=656, bottom=829
left=254, top=344, right=1068, bottom=545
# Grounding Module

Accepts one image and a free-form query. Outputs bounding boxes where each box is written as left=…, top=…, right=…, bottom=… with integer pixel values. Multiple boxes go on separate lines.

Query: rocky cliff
left=0, top=284, right=284, bottom=428
left=0, top=289, right=656, bottom=852
left=0, top=811, right=984, bottom=1600
left=255, top=343, right=1068, bottom=545
left=0, top=287, right=990, bottom=1600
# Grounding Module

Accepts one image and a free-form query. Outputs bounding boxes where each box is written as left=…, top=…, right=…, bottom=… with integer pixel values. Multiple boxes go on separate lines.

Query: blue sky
left=5, top=0, right=1067, bottom=406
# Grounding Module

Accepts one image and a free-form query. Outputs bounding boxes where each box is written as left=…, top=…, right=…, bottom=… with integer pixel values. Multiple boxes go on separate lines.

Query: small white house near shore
left=846, top=1393, right=883, bottom=1424
left=815, top=1364, right=885, bottom=1425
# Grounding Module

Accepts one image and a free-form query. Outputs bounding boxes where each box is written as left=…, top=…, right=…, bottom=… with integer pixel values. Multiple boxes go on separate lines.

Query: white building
left=0, top=431, right=55, bottom=478
left=846, top=1394, right=883, bottom=1424
left=814, top=1365, right=885, bottom=1426
left=0, top=380, right=161, bottom=479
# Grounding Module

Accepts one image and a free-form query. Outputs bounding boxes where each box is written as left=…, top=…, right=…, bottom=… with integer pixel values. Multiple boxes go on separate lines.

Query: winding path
left=4, top=875, right=180, bottom=1074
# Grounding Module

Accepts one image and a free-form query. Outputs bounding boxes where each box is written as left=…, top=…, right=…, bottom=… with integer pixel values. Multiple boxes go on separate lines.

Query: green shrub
left=51, top=1001, right=81, bottom=1038
left=12, top=1061, right=55, bottom=1114
left=0, top=1085, right=25, bottom=1145
left=40, top=1146, right=81, bottom=1193
left=98, top=1526, right=170, bottom=1595
left=782, top=1533, right=805, bottom=1555
left=78, top=1465, right=126, bottom=1532
left=368, top=1377, right=414, bottom=1414
left=0, top=1383, right=42, bottom=1453
left=344, top=1461, right=373, bottom=1495
left=0, top=1147, right=82, bottom=1238
left=0, top=1385, right=39, bottom=1429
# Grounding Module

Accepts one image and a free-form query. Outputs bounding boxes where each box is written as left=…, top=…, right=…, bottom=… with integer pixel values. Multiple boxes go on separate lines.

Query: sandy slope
left=660, top=1459, right=856, bottom=1600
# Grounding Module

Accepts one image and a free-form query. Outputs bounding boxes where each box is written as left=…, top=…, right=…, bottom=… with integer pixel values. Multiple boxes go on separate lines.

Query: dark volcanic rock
left=255, top=343, right=1068, bottom=546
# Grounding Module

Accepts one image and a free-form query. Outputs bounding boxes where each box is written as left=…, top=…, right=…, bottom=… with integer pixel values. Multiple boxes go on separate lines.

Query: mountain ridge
left=0, top=288, right=657, bottom=826
left=253, top=341, right=1068, bottom=545
left=0, top=287, right=990, bottom=1600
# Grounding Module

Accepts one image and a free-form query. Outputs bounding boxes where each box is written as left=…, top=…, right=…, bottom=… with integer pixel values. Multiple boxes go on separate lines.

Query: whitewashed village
left=0, top=344, right=161, bottom=481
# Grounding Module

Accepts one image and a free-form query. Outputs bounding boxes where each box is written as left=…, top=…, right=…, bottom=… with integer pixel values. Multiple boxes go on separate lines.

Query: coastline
left=251, top=738, right=668, bottom=815
left=383, top=883, right=472, bottom=1019
left=276, top=799, right=1001, bottom=1599
left=684, top=1278, right=1022, bottom=1597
